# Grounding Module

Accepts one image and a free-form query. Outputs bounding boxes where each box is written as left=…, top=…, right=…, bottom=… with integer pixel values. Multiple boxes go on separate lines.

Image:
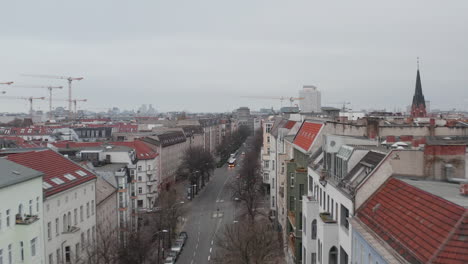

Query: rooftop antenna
left=417, top=56, right=420, bottom=70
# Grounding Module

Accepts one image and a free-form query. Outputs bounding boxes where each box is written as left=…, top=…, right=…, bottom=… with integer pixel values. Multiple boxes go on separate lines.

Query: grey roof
left=426, top=136, right=468, bottom=146
left=0, top=158, right=43, bottom=189
left=397, top=177, right=468, bottom=208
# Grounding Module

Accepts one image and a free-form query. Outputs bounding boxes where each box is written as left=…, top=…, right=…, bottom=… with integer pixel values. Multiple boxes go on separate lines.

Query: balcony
left=146, top=181, right=154, bottom=186
left=16, top=214, right=39, bottom=225
left=62, top=226, right=80, bottom=234
left=288, top=211, right=296, bottom=230
left=288, top=233, right=296, bottom=259
left=146, top=191, right=157, bottom=198
left=319, top=212, right=336, bottom=224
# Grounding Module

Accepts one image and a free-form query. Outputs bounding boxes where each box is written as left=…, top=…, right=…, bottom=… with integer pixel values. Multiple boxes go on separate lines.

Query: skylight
left=64, top=173, right=76, bottom=181
left=76, top=170, right=87, bottom=177
left=42, top=182, right=52, bottom=189
left=51, top=178, right=65, bottom=185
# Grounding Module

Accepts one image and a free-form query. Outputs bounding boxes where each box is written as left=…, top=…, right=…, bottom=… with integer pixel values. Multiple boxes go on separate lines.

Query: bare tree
left=213, top=218, right=283, bottom=264
left=178, top=146, right=215, bottom=189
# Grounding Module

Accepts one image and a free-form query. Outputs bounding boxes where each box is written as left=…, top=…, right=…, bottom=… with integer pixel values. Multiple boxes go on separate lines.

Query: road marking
left=191, top=261, right=194, bottom=264
left=196, top=243, right=198, bottom=249
left=193, top=252, right=196, bottom=257
left=210, top=247, right=212, bottom=253
left=211, top=240, right=214, bottom=245
left=220, top=199, right=224, bottom=203
left=208, top=255, right=211, bottom=261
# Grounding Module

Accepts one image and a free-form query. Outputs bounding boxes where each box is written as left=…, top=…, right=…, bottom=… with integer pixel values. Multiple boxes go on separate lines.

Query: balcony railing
left=62, top=226, right=80, bottom=234
left=319, top=212, right=337, bottom=224
left=16, top=214, right=39, bottom=225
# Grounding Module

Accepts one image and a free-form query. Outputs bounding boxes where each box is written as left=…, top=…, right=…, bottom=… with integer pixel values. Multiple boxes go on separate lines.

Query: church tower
left=411, top=59, right=427, bottom=117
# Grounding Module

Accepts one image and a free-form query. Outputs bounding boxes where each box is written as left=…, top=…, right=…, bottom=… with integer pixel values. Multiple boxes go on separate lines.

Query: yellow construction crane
left=0, top=96, right=45, bottom=118
left=241, top=96, right=304, bottom=107
left=10, top=85, right=63, bottom=120
left=22, top=74, right=84, bottom=119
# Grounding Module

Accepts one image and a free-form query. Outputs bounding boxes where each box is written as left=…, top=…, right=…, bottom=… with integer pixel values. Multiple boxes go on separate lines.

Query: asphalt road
left=176, top=161, right=240, bottom=264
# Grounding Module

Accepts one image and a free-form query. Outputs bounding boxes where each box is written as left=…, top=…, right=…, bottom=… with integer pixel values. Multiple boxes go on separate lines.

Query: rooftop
left=398, top=177, right=468, bottom=208
left=293, top=121, right=323, bottom=152
left=0, top=158, right=43, bottom=189
left=357, top=177, right=468, bottom=264
left=5, top=149, right=97, bottom=197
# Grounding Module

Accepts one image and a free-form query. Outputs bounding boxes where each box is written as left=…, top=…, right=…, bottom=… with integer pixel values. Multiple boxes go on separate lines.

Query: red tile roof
left=110, top=140, right=158, bottom=160
left=1, top=127, right=53, bottom=136
left=50, top=141, right=105, bottom=149
left=284, top=121, right=296, bottom=129
left=5, top=150, right=97, bottom=197
left=357, top=178, right=468, bottom=264
left=293, top=122, right=323, bottom=151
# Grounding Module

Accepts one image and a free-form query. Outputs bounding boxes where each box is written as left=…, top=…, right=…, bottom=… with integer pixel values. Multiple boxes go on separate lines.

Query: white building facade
left=0, top=159, right=45, bottom=264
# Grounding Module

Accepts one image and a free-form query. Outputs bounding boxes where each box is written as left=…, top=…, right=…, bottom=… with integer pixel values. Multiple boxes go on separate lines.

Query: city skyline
left=1, top=1, right=467, bottom=113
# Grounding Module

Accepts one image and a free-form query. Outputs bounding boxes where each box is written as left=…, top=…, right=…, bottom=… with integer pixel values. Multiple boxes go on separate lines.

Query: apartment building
left=0, top=159, right=44, bottom=264
left=5, top=149, right=97, bottom=264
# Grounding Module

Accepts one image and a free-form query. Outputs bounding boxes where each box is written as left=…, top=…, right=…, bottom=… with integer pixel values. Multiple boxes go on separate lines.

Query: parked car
left=178, top=231, right=188, bottom=242
left=164, top=256, right=175, bottom=264
left=171, top=241, right=184, bottom=254
left=167, top=251, right=178, bottom=261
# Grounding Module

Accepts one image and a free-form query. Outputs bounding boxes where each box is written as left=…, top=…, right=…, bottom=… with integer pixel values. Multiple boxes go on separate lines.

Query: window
left=92, top=226, right=96, bottom=242
left=6, top=210, right=10, bottom=227
left=74, top=209, right=77, bottom=225
left=289, top=196, right=295, bottom=211
left=309, top=176, right=313, bottom=192
left=272, top=160, right=275, bottom=170
left=49, top=253, right=53, bottom=264
left=272, top=179, right=275, bottom=189
left=63, top=214, right=67, bottom=232
left=311, top=219, right=317, bottom=239
left=47, top=222, right=52, bottom=240
left=91, top=200, right=95, bottom=215
left=31, top=238, right=37, bottom=256
left=86, top=202, right=90, bottom=218
left=331, top=199, right=334, bottom=219
left=264, top=160, right=269, bottom=168
left=137, top=200, right=143, bottom=208
left=290, top=173, right=295, bottom=187
left=267, top=136, right=270, bottom=143
left=138, top=176, right=142, bottom=181
left=303, top=215, right=307, bottom=234
left=56, top=249, right=60, bottom=264
left=65, top=246, right=71, bottom=263
left=138, top=187, right=143, bottom=194
left=138, top=166, right=142, bottom=171
left=81, top=233, right=85, bottom=249
left=147, top=165, right=151, bottom=171
left=51, top=178, right=65, bottom=185
left=0, top=249, right=3, bottom=264
left=312, top=252, right=317, bottom=264
left=64, top=174, right=76, bottom=181
left=299, top=184, right=304, bottom=200
left=87, top=229, right=90, bottom=243
left=20, top=241, right=24, bottom=261
left=75, top=243, right=80, bottom=258
left=76, top=170, right=87, bottom=177
left=80, top=206, right=83, bottom=222
left=8, top=244, right=12, bottom=264
left=55, top=218, right=59, bottom=236
left=36, top=197, right=39, bottom=213
left=29, top=200, right=33, bottom=215
left=272, top=196, right=275, bottom=207
left=340, top=204, right=350, bottom=230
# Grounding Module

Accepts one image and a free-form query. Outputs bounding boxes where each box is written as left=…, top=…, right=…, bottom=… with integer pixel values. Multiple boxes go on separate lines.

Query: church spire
left=411, top=58, right=427, bottom=117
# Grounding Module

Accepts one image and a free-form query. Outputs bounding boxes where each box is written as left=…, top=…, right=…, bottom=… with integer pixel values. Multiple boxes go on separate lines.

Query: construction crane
left=52, top=98, right=87, bottom=120
left=326, top=102, right=351, bottom=112
left=241, top=96, right=304, bottom=107
left=0, top=82, right=14, bottom=85
left=22, top=74, right=84, bottom=119
left=10, top=85, right=63, bottom=120
left=0, top=96, right=45, bottom=118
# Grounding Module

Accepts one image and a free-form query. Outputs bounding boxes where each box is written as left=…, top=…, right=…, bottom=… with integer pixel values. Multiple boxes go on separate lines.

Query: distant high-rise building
left=410, top=65, right=427, bottom=118
left=299, top=85, right=321, bottom=113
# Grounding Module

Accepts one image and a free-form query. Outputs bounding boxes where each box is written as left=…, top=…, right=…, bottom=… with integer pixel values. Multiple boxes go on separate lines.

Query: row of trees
left=216, top=125, right=251, bottom=163
left=78, top=190, right=185, bottom=264
left=214, top=130, right=283, bottom=264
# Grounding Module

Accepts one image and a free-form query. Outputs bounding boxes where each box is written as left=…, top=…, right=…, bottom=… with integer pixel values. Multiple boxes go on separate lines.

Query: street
left=176, top=162, right=240, bottom=264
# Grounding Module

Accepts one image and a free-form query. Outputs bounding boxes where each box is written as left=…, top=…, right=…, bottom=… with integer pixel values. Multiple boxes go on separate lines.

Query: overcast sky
left=1, top=0, right=467, bottom=113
